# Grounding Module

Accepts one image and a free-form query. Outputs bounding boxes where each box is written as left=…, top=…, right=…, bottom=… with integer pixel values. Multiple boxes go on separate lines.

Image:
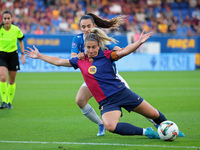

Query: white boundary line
left=0, top=140, right=199, bottom=149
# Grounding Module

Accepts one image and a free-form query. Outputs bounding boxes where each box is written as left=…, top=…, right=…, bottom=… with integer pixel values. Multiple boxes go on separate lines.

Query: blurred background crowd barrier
left=1, top=0, right=199, bottom=71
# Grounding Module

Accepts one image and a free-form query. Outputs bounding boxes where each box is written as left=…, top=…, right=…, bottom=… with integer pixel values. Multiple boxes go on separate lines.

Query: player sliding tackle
left=25, top=28, right=185, bottom=138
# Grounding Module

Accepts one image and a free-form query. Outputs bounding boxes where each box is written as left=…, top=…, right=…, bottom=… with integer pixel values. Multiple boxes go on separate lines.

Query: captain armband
left=111, top=51, right=120, bottom=61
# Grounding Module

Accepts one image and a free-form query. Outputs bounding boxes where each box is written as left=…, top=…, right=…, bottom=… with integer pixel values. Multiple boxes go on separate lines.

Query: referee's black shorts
left=0, top=50, right=20, bottom=71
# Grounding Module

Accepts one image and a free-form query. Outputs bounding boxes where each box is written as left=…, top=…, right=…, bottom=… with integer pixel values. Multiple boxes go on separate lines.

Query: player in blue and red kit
left=71, top=13, right=129, bottom=136
left=26, top=28, right=185, bottom=138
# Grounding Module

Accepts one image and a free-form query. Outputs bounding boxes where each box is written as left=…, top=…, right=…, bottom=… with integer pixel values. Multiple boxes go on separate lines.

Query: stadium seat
left=181, top=9, right=190, bottom=18
left=169, top=2, right=179, bottom=9
left=179, top=2, right=189, bottom=9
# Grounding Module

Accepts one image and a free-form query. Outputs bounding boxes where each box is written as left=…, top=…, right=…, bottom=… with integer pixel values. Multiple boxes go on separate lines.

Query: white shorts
left=81, top=72, right=130, bottom=89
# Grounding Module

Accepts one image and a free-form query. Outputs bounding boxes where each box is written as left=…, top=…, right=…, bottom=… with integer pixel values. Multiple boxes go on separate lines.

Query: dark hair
left=80, top=13, right=125, bottom=29
left=0, top=10, right=12, bottom=29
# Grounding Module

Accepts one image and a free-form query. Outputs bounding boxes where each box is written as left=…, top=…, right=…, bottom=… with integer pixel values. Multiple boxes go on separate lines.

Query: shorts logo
left=100, top=106, right=103, bottom=111
left=89, top=58, right=94, bottom=63
left=72, top=42, right=77, bottom=48
left=137, top=97, right=140, bottom=100
left=88, top=66, right=97, bottom=74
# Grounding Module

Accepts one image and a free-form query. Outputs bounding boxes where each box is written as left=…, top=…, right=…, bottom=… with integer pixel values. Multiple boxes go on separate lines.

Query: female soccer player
left=25, top=28, right=185, bottom=138
left=71, top=13, right=129, bottom=136
left=0, top=10, right=26, bottom=109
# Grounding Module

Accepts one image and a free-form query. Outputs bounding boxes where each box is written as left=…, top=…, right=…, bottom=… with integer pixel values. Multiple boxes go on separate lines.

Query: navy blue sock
left=153, top=111, right=167, bottom=125
left=113, top=122, right=143, bottom=135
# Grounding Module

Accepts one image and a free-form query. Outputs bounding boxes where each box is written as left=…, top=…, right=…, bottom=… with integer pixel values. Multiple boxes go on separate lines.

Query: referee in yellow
left=0, top=10, right=26, bottom=109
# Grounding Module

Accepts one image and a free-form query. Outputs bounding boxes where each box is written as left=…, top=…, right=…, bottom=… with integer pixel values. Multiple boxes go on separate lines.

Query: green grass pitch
left=0, top=71, right=200, bottom=150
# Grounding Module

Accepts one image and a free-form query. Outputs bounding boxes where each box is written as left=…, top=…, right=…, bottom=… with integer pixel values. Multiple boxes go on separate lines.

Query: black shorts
left=0, top=51, right=20, bottom=71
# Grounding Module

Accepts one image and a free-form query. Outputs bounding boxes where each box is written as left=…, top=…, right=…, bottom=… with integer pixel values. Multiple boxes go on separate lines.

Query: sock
left=8, top=83, right=16, bottom=104
left=153, top=111, right=167, bottom=125
left=81, top=103, right=103, bottom=125
left=113, top=122, right=143, bottom=135
left=146, top=117, right=159, bottom=129
left=143, top=128, right=147, bottom=135
left=0, top=82, right=8, bottom=103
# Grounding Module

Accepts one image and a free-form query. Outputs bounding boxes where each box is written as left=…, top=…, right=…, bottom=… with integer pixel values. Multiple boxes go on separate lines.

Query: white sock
left=81, top=103, right=103, bottom=125
left=143, top=128, right=146, bottom=135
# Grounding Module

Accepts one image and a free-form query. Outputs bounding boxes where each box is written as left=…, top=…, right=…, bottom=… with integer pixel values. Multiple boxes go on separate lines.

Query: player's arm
left=18, top=40, right=25, bottom=61
left=71, top=52, right=78, bottom=58
left=18, top=38, right=26, bottom=65
left=71, top=35, right=80, bottom=58
left=116, top=30, right=153, bottom=59
left=25, top=46, right=72, bottom=67
left=113, top=46, right=122, bottom=51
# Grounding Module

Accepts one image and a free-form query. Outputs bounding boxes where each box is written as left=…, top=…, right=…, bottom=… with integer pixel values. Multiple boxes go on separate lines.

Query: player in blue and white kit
left=71, top=13, right=129, bottom=136
left=26, top=28, right=185, bottom=138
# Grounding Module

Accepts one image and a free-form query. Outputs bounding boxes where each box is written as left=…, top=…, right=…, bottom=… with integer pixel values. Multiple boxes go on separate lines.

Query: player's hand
left=25, top=45, right=40, bottom=59
left=138, top=30, right=153, bottom=44
left=77, top=52, right=86, bottom=60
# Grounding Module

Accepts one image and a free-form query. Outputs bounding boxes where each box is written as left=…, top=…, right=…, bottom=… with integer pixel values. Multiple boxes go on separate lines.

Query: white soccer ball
left=158, top=121, right=179, bottom=141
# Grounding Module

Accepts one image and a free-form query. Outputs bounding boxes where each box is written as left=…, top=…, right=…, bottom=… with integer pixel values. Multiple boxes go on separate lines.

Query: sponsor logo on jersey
left=88, top=66, right=97, bottom=74
left=72, top=42, right=77, bottom=48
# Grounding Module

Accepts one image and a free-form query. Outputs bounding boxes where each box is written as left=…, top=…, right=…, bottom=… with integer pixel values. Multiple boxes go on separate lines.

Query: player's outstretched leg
left=112, top=122, right=159, bottom=139
left=81, top=103, right=106, bottom=136
left=146, top=114, right=185, bottom=137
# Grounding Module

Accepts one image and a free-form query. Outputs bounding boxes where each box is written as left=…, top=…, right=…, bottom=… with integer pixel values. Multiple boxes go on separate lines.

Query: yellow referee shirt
left=0, top=24, right=24, bottom=53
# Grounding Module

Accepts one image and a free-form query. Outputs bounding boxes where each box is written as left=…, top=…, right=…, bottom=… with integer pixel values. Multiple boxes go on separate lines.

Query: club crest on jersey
left=89, top=58, right=94, bottom=63
left=88, top=66, right=97, bottom=74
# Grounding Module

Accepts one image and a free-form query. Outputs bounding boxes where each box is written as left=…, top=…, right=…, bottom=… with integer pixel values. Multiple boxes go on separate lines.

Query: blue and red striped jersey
left=69, top=50, right=126, bottom=102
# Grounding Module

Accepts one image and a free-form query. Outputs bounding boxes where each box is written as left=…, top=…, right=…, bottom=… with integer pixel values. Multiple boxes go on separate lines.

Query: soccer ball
left=157, top=121, right=179, bottom=141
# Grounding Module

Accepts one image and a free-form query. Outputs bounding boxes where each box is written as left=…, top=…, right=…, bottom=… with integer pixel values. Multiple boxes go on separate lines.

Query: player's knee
left=75, top=97, right=87, bottom=108
left=150, top=110, right=160, bottom=119
left=104, top=122, right=116, bottom=132
left=75, top=97, right=82, bottom=106
left=0, top=75, right=7, bottom=82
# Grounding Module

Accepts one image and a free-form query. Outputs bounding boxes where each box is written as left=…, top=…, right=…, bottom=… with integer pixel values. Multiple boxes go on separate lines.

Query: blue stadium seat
left=52, top=19, right=61, bottom=27
left=107, top=14, right=118, bottom=19
left=46, top=26, right=51, bottom=32
left=79, top=1, right=86, bottom=8
left=181, top=9, right=190, bottom=18
left=129, top=14, right=133, bottom=23
left=153, top=7, right=161, bottom=16
left=30, top=25, right=37, bottom=31
left=100, top=13, right=106, bottom=18
left=176, top=26, right=190, bottom=35
left=40, top=26, right=44, bottom=31
left=169, top=2, right=179, bottom=9
left=179, top=2, right=189, bottom=9
left=190, top=8, right=196, bottom=17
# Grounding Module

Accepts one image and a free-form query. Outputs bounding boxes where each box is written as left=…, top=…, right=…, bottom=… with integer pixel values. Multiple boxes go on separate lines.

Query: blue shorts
left=98, top=88, right=143, bottom=116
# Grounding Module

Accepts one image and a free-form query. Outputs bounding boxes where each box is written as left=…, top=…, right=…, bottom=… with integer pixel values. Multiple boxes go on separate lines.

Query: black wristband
left=21, top=52, right=25, bottom=55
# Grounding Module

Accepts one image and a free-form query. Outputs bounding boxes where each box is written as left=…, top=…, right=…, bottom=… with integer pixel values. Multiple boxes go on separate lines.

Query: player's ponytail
left=80, top=12, right=126, bottom=29
left=85, top=28, right=118, bottom=50
left=0, top=10, right=12, bottom=30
